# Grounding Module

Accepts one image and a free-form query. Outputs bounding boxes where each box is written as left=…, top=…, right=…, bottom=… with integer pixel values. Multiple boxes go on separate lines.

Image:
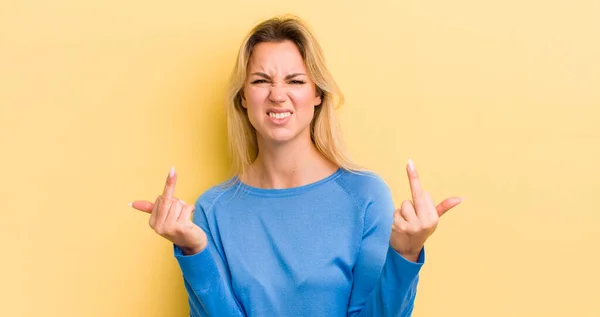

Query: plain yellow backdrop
left=1, top=0, right=599, bottom=316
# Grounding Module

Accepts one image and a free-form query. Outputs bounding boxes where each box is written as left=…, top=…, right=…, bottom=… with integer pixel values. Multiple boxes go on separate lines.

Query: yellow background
left=1, top=0, right=599, bottom=316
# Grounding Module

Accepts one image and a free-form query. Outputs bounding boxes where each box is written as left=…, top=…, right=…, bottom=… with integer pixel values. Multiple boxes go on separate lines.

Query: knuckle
left=397, top=223, right=408, bottom=232
left=160, top=196, right=170, bottom=205
left=163, top=224, right=177, bottom=236
left=426, top=216, right=439, bottom=225
left=154, top=225, right=165, bottom=235
left=422, top=220, right=437, bottom=230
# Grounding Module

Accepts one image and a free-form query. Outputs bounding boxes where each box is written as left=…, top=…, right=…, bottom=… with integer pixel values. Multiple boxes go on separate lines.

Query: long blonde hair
left=226, top=15, right=362, bottom=178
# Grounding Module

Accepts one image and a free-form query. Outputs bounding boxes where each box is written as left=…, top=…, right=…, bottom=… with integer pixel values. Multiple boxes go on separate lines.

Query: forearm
left=354, top=246, right=424, bottom=317
left=175, top=244, right=245, bottom=316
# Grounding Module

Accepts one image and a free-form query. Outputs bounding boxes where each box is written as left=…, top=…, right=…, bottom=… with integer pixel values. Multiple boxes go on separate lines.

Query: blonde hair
left=226, top=15, right=362, bottom=178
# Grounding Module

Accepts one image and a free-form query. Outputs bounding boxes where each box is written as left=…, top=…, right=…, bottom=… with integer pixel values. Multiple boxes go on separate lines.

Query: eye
left=290, top=80, right=306, bottom=85
left=251, top=79, right=268, bottom=84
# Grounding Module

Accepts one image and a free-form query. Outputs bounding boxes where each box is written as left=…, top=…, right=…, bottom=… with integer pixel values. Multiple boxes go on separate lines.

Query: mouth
left=267, top=111, right=292, bottom=119
left=266, top=110, right=293, bottom=125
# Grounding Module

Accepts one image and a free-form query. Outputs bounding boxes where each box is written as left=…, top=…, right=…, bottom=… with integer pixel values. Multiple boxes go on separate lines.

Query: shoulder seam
left=333, top=173, right=367, bottom=215
left=334, top=172, right=373, bottom=264
left=200, top=186, right=232, bottom=217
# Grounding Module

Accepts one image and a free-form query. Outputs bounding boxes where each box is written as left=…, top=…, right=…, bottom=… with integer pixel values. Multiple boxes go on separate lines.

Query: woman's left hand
left=389, top=159, right=463, bottom=262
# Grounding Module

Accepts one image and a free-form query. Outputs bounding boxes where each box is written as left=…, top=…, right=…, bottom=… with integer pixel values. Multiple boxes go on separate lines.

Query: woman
left=131, top=15, right=462, bottom=316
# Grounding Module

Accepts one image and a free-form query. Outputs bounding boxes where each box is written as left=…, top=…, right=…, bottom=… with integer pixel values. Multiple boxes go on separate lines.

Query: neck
left=244, top=135, right=338, bottom=189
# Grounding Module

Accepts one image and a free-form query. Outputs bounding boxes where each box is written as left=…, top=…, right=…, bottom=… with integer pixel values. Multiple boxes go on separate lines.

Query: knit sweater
left=174, top=168, right=425, bottom=316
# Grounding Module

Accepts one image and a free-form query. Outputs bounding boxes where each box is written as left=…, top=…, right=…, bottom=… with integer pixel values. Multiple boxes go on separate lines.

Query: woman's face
left=242, top=40, right=321, bottom=145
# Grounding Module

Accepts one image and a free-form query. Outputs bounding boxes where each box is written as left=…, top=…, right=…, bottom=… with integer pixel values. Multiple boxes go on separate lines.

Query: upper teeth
left=269, top=112, right=291, bottom=119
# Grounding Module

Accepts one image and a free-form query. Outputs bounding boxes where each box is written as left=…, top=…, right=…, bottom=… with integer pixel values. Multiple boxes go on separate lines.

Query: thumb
left=129, top=200, right=154, bottom=213
left=435, top=197, right=463, bottom=217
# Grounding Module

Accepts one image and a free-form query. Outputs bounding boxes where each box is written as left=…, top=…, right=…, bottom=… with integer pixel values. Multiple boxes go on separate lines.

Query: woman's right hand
left=129, top=166, right=207, bottom=255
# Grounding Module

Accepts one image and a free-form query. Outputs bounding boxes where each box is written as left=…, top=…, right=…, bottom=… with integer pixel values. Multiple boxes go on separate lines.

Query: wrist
left=392, top=244, right=423, bottom=262
left=180, top=242, right=207, bottom=256
left=399, top=250, right=421, bottom=262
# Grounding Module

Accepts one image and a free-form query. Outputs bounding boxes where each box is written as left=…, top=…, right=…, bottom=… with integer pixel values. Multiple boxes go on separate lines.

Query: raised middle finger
left=162, top=166, right=177, bottom=201
left=406, top=159, right=424, bottom=202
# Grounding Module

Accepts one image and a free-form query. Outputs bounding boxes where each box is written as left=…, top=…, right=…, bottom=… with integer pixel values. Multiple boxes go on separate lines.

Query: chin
left=267, top=132, right=297, bottom=144
left=258, top=128, right=303, bottom=145
left=255, top=122, right=313, bottom=145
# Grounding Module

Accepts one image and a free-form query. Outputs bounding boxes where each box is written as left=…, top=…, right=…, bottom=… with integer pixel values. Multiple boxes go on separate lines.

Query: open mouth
left=267, top=111, right=292, bottom=119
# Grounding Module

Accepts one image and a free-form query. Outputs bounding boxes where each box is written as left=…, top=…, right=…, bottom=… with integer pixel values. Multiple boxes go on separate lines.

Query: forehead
left=248, top=40, right=307, bottom=72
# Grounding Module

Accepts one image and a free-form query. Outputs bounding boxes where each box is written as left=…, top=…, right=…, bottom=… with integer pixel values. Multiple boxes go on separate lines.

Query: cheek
left=244, top=87, right=268, bottom=111
left=243, top=87, right=268, bottom=128
left=246, top=87, right=265, bottom=103
left=289, top=88, right=318, bottom=108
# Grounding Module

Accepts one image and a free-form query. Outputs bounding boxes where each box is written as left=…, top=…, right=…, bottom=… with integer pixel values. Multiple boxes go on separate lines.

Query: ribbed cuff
left=174, top=244, right=220, bottom=292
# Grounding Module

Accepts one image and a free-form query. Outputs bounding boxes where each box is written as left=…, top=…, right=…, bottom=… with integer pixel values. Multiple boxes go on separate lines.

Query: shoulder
left=194, top=178, right=239, bottom=214
left=334, top=169, right=393, bottom=208
left=335, top=169, right=396, bottom=230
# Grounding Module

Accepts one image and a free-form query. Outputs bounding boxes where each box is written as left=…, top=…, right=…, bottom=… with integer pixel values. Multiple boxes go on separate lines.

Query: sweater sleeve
left=173, top=198, right=246, bottom=317
left=347, top=182, right=425, bottom=317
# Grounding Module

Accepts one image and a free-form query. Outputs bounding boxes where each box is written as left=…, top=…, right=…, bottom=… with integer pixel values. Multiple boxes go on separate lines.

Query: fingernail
left=408, top=159, right=415, bottom=171
left=128, top=202, right=133, bottom=207
left=179, top=199, right=186, bottom=204
left=169, top=165, right=175, bottom=178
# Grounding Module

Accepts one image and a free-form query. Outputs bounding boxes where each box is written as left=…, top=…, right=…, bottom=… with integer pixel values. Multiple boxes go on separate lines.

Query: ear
left=314, top=90, right=322, bottom=106
left=240, top=92, right=247, bottom=108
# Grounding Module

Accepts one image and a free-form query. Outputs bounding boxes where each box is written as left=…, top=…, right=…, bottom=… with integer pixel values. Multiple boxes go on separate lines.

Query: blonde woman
left=131, top=15, right=462, bottom=316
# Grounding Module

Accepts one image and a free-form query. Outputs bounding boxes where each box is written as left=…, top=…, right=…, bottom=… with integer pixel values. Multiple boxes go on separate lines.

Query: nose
left=269, top=85, right=286, bottom=103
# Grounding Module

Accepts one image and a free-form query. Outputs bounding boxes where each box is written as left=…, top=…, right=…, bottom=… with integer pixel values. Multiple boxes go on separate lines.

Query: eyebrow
left=250, top=72, right=306, bottom=80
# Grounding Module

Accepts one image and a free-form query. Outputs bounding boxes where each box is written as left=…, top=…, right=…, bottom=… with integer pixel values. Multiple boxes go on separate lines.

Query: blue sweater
left=174, top=168, right=425, bottom=316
